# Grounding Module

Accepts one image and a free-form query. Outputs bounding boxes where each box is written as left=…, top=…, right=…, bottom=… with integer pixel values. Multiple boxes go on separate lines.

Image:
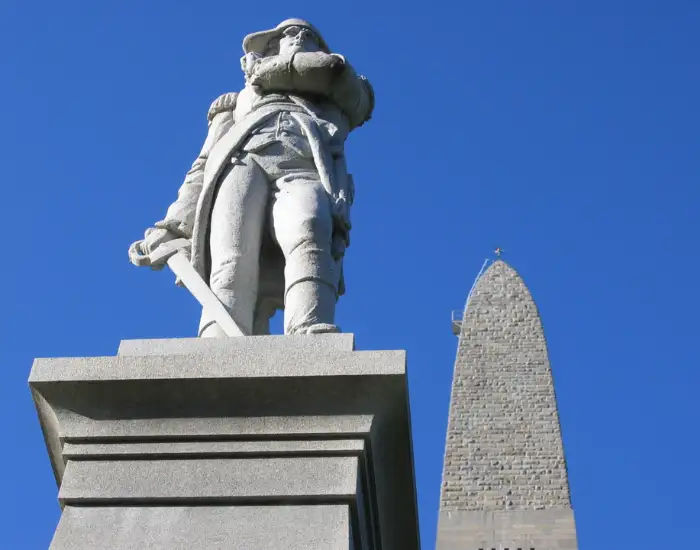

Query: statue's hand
left=249, top=54, right=294, bottom=90
left=331, top=232, right=347, bottom=261
left=291, top=52, right=345, bottom=94
left=241, top=52, right=263, bottom=79
left=332, top=192, right=351, bottom=231
left=128, top=227, right=178, bottom=270
left=330, top=193, right=351, bottom=261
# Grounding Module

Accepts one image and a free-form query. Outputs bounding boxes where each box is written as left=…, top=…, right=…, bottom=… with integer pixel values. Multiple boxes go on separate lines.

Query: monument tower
left=437, top=260, right=578, bottom=549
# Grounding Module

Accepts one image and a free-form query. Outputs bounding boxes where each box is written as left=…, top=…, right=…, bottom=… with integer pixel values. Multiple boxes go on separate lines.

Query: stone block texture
left=438, top=260, right=577, bottom=549
left=437, top=509, right=577, bottom=550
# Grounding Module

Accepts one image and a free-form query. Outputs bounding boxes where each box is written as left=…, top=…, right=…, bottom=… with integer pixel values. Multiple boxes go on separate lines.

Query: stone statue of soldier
left=129, top=19, right=374, bottom=337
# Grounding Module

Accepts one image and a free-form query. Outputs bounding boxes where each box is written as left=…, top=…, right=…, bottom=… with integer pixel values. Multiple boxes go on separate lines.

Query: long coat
left=155, top=58, right=373, bottom=325
left=155, top=93, right=350, bottom=320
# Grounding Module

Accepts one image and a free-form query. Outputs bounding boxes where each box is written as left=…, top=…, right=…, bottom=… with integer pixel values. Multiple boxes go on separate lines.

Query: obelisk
left=437, top=260, right=578, bottom=549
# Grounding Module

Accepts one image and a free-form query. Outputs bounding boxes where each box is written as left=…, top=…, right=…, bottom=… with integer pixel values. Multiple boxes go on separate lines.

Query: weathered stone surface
left=117, top=332, right=355, bottom=356
left=30, top=348, right=403, bottom=382
left=60, top=456, right=359, bottom=503
left=62, top=439, right=364, bottom=458
left=52, top=505, right=352, bottom=550
left=438, top=260, right=577, bottom=548
left=437, top=509, right=577, bottom=550
left=441, top=261, right=571, bottom=511
left=44, top=414, right=374, bottom=443
left=31, top=335, right=419, bottom=550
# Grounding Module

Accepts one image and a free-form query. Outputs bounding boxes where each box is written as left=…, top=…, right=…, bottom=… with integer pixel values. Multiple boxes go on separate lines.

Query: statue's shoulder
left=207, top=92, right=239, bottom=123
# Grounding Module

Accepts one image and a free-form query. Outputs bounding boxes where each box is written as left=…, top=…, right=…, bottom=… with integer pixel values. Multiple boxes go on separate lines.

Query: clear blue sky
left=2, top=2, right=699, bottom=548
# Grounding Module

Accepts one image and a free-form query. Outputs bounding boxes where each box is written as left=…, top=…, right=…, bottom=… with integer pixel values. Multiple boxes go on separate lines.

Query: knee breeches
left=201, top=142, right=338, bottom=336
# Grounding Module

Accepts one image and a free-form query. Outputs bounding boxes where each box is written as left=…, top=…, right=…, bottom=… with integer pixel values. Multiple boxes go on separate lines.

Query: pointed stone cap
left=441, top=260, right=572, bottom=511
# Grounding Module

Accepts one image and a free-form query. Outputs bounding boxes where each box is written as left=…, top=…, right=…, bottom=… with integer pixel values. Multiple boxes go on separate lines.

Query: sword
left=137, top=238, right=245, bottom=337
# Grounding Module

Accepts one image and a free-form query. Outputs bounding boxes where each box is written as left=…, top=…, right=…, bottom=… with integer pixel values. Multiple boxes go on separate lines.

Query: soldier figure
left=129, top=19, right=374, bottom=337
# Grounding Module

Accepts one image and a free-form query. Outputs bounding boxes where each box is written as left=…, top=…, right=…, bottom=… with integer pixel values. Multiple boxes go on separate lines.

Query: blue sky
left=2, top=2, right=699, bottom=548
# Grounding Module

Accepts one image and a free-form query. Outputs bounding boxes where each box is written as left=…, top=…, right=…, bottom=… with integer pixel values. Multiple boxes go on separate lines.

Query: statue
left=128, top=19, right=374, bottom=337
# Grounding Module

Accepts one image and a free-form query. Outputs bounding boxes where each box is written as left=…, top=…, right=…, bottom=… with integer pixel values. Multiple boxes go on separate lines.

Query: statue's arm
left=328, top=57, right=374, bottom=129
left=155, top=92, right=237, bottom=237
left=249, top=52, right=373, bottom=128
left=129, top=93, right=236, bottom=266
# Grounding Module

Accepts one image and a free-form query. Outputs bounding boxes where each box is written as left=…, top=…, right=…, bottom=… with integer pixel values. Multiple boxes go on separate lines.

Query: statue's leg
left=271, top=173, right=339, bottom=334
left=199, top=156, right=268, bottom=337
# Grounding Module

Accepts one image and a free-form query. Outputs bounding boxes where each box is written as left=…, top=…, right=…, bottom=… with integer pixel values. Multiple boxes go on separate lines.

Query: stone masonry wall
left=440, top=260, right=571, bottom=511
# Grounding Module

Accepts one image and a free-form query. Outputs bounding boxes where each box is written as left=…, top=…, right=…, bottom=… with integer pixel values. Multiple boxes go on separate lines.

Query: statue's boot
left=200, top=279, right=337, bottom=337
left=199, top=320, right=228, bottom=338
left=269, top=168, right=339, bottom=335
left=284, top=279, right=338, bottom=334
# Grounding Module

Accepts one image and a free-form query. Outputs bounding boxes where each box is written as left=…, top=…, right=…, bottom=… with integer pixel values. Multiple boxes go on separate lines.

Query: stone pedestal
left=30, top=334, right=420, bottom=550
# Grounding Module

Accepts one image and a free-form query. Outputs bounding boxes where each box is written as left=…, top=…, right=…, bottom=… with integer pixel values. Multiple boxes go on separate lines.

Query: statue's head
left=243, top=19, right=329, bottom=56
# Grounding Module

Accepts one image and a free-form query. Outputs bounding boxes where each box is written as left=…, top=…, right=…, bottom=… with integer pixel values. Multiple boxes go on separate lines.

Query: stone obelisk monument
left=30, top=19, right=419, bottom=550
left=437, top=260, right=578, bottom=549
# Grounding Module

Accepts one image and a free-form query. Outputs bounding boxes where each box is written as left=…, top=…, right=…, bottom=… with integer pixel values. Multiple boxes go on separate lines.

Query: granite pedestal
left=30, top=334, right=420, bottom=550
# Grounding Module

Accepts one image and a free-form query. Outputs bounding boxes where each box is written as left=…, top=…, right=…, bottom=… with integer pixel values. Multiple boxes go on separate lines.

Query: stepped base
left=30, top=334, right=420, bottom=550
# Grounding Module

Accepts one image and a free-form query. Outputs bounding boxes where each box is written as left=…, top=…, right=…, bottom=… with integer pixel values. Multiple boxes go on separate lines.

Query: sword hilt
left=148, top=238, right=192, bottom=265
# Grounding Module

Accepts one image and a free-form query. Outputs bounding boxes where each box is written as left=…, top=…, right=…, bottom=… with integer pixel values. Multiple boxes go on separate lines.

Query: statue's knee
left=302, top=216, right=333, bottom=245
left=278, top=217, right=332, bottom=256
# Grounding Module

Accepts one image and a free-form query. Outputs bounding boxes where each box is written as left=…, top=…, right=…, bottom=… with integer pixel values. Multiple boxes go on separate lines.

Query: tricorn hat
left=242, top=18, right=329, bottom=54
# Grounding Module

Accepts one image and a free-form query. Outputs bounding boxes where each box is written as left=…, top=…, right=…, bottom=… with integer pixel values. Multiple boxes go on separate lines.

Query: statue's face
left=276, top=25, right=321, bottom=55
